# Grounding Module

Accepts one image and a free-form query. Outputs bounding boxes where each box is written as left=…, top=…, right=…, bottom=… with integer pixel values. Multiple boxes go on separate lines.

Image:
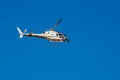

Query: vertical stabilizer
left=17, top=27, right=24, bottom=38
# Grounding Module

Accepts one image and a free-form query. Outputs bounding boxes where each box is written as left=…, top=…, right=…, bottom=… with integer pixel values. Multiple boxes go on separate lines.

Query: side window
left=59, top=33, right=64, bottom=38
left=56, top=34, right=58, bottom=36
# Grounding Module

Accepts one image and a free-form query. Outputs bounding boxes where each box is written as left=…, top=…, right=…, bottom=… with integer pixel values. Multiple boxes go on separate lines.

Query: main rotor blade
left=50, top=19, right=62, bottom=30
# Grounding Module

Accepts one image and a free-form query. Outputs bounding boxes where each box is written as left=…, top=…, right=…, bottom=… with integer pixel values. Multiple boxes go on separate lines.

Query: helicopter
left=17, top=19, right=69, bottom=43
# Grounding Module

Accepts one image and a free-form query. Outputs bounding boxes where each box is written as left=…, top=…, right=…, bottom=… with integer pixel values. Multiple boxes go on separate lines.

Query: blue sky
left=0, top=0, right=120, bottom=80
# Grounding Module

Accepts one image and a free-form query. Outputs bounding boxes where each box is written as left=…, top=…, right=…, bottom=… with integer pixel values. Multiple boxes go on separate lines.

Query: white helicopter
left=17, top=19, right=69, bottom=43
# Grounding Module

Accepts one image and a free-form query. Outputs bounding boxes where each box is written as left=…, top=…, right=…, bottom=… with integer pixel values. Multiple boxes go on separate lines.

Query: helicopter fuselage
left=24, top=30, right=68, bottom=42
left=17, top=19, right=69, bottom=43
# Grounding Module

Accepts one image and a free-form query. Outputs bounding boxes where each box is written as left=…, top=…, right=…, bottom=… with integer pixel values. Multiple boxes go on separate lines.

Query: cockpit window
left=59, top=34, right=62, bottom=35
left=58, top=33, right=64, bottom=38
